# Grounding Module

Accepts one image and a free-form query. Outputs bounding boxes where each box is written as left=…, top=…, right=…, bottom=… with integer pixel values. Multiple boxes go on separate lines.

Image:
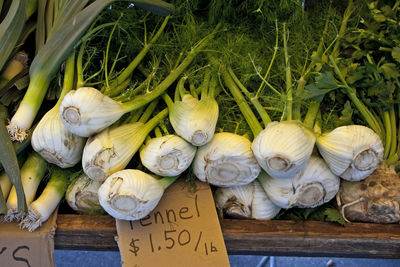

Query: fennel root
left=337, top=165, right=400, bottom=223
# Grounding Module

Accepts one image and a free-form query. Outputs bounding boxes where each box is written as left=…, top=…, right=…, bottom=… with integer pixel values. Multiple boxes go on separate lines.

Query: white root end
left=19, top=211, right=41, bottom=232
left=62, top=106, right=81, bottom=126
left=3, top=209, right=25, bottom=222
left=191, top=131, right=208, bottom=146
left=267, top=156, right=292, bottom=172
left=159, top=155, right=178, bottom=170
left=340, top=197, right=365, bottom=223
left=86, top=166, right=107, bottom=182
left=353, top=148, right=379, bottom=171
left=6, top=123, right=28, bottom=142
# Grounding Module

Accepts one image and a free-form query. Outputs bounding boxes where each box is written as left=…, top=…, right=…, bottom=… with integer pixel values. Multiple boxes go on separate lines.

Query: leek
left=20, top=167, right=70, bottom=232
left=4, top=152, right=47, bottom=221
left=0, top=104, right=26, bottom=215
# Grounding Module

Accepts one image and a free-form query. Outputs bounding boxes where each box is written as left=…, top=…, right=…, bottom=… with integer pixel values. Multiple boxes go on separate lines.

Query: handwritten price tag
left=116, top=179, right=230, bottom=267
left=0, top=210, right=58, bottom=267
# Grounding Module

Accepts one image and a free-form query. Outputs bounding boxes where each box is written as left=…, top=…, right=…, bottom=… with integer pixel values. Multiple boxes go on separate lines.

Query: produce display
left=0, top=0, right=399, bottom=235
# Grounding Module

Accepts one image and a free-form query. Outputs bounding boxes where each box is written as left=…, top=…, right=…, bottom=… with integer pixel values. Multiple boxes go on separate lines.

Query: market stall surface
left=54, top=251, right=400, bottom=267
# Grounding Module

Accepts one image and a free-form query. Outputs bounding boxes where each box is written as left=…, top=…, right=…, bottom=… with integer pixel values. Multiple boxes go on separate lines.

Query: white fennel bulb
left=32, top=107, right=85, bottom=168
left=170, top=94, right=218, bottom=146
left=252, top=120, right=316, bottom=179
left=259, top=156, right=340, bottom=209
left=193, top=132, right=260, bottom=187
left=98, top=169, right=178, bottom=220
left=82, top=107, right=168, bottom=182
left=214, top=179, right=281, bottom=220
left=316, top=125, right=384, bottom=181
left=59, top=87, right=126, bottom=137
left=65, top=173, right=104, bottom=215
left=140, top=135, right=196, bottom=176
left=82, top=122, right=145, bottom=182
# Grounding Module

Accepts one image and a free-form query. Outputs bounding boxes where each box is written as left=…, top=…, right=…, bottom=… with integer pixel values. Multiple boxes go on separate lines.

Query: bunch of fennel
left=60, top=25, right=220, bottom=138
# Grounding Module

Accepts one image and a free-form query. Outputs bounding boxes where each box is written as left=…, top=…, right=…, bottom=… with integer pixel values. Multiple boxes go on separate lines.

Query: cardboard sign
left=0, top=210, right=58, bottom=267
left=116, top=179, right=230, bottom=267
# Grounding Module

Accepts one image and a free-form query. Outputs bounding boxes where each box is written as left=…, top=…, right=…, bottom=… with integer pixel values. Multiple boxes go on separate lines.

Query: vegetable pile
left=0, top=0, right=399, bottom=232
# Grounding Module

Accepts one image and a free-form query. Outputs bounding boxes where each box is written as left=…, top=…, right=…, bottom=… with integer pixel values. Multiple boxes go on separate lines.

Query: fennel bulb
left=82, top=109, right=168, bottom=182
left=140, top=134, right=196, bottom=176
left=259, top=156, right=340, bottom=209
left=169, top=95, right=218, bottom=146
left=316, top=125, right=384, bottom=181
left=251, top=120, right=316, bottom=179
left=193, top=132, right=260, bottom=187
left=32, top=106, right=86, bottom=168
left=214, top=179, right=281, bottom=220
left=66, top=173, right=104, bottom=215
left=98, top=169, right=178, bottom=220
left=60, top=87, right=126, bottom=137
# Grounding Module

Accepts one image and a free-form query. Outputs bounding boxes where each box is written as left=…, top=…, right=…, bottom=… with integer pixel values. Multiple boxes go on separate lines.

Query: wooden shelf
left=54, top=214, right=400, bottom=258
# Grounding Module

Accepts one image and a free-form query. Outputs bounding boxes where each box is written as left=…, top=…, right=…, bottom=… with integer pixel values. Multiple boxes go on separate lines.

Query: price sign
left=0, top=210, right=58, bottom=267
left=116, top=179, right=230, bottom=267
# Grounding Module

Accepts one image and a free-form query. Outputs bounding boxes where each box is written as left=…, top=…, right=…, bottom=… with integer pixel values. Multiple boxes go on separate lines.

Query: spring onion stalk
left=5, top=152, right=47, bottom=222
left=66, top=173, right=105, bottom=215
left=20, top=167, right=70, bottom=232
left=258, top=156, right=340, bottom=209
left=0, top=51, right=28, bottom=90
left=7, top=0, right=174, bottom=142
left=316, top=125, right=384, bottom=182
left=98, top=169, right=179, bottom=220
left=82, top=106, right=168, bottom=182
left=60, top=27, right=219, bottom=137
left=140, top=131, right=197, bottom=177
left=193, top=132, right=261, bottom=187
left=214, top=179, right=281, bottom=220
left=31, top=52, right=86, bottom=168
left=167, top=69, right=219, bottom=146
left=0, top=104, right=26, bottom=214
